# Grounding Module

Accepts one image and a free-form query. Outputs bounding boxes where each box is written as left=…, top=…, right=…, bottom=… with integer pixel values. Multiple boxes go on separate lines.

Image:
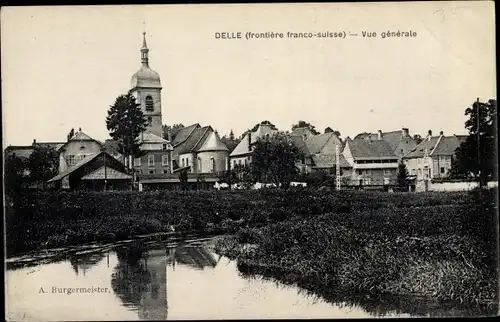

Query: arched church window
left=145, top=96, right=154, bottom=111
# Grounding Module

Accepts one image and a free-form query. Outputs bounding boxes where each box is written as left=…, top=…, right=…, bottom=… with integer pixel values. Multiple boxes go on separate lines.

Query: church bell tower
left=130, top=32, right=163, bottom=137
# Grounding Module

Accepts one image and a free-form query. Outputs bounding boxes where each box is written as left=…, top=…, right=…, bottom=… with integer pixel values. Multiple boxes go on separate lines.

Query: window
left=244, top=158, right=248, bottom=167
left=384, top=169, right=391, bottom=176
left=148, top=155, right=155, bottom=167
left=440, top=167, right=445, bottom=174
left=145, top=95, right=154, bottom=111
left=212, top=157, right=216, bottom=173
left=186, top=158, right=189, bottom=167
left=411, top=169, right=416, bottom=175
left=238, top=159, right=242, bottom=165
left=163, top=170, right=169, bottom=174
left=363, top=178, right=371, bottom=185
left=365, top=170, right=371, bottom=176
left=400, top=149, right=404, bottom=155
left=147, top=117, right=152, bottom=124
left=162, top=155, right=169, bottom=166
left=182, top=159, right=185, bottom=167
left=149, top=169, right=155, bottom=174
left=163, top=144, right=167, bottom=150
left=66, top=155, right=76, bottom=166
left=439, top=156, right=448, bottom=163
left=134, top=157, right=141, bottom=167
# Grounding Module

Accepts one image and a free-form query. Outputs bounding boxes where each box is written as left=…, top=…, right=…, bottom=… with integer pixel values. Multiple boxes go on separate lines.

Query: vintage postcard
left=2, top=1, right=498, bottom=320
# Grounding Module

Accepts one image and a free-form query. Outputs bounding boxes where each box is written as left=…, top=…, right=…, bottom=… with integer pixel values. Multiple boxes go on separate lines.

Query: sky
left=1, top=2, right=496, bottom=147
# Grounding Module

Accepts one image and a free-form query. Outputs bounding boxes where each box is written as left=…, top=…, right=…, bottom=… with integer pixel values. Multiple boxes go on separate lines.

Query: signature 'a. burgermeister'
left=39, top=286, right=110, bottom=295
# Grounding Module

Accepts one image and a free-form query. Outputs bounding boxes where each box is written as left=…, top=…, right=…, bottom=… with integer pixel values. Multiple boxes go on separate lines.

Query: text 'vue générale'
left=214, top=31, right=418, bottom=40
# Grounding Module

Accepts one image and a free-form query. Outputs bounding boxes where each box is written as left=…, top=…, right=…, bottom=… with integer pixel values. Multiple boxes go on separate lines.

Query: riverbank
left=6, top=188, right=499, bottom=309
left=213, top=188, right=499, bottom=307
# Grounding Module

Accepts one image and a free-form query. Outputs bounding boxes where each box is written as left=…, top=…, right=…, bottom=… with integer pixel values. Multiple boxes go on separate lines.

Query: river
left=5, top=235, right=494, bottom=320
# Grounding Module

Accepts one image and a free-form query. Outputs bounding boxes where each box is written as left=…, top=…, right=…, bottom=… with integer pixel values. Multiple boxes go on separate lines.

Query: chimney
left=427, top=130, right=432, bottom=140
left=439, top=131, right=444, bottom=136
left=377, top=130, right=382, bottom=140
left=32, top=139, right=36, bottom=146
left=79, top=127, right=82, bottom=132
left=402, top=128, right=409, bottom=138
left=167, top=130, right=172, bottom=142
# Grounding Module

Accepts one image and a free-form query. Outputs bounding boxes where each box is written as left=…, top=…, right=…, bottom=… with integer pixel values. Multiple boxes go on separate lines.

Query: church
left=106, top=32, right=229, bottom=190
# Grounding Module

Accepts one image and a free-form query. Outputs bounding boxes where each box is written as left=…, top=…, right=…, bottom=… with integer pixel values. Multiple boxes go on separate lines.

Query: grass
left=5, top=188, right=498, bottom=314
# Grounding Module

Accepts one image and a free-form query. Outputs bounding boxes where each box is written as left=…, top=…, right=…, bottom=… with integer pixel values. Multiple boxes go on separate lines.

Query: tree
left=413, top=134, right=423, bottom=145
left=221, top=130, right=241, bottom=154
left=450, top=99, right=497, bottom=185
left=27, top=145, right=59, bottom=188
left=179, top=168, right=188, bottom=190
left=324, top=127, right=334, bottom=133
left=250, top=132, right=304, bottom=188
left=163, top=123, right=184, bottom=141
left=250, top=121, right=278, bottom=132
left=106, top=92, right=149, bottom=166
left=397, top=162, right=409, bottom=189
left=4, top=154, right=29, bottom=196
left=291, top=121, right=320, bottom=135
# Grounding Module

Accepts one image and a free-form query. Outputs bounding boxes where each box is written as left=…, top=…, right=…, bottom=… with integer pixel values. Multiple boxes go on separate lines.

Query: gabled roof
left=197, top=131, right=228, bottom=152
left=355, top=129, right=414, bottom=150
left=139, top=131, right=172, bottom=148
left=5, top=142, right=66, bottom=159
left=229, top=124, right=278, bottom=157
left=172, top=124, right=201, bottom=147
left=404, top=134, right=467, bottom=158
left=312, top=153, right=352, bottom=168
left=81, top=166, right=131, bottom=180
left=289, top=135, right=311, bottom=156
left=291, top=127, right=314, bottom=138
left=346, top=139, right=397, bottom=159
left=70, top=131, right=94, bottom=141
left=48, top=153, right=102, bottom=182
left=305, top=132, right=339, bottom=154
left=176, top=126, right=211, bottom=155
left=403, top=136, right=440, bottom=159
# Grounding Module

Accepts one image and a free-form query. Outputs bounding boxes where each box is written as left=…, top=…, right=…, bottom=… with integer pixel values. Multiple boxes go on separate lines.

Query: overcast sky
left=1, top=2, right=496, bottom=146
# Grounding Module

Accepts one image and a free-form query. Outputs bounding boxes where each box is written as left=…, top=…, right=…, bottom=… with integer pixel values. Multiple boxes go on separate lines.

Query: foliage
left=162, top=123, right=184, bottom=140
left=450, top=99, right=497, bottom=184
left=250, top=133, right=304, bottom=187
left=179, top=168, right=188, bottom=190
left=221, top=130, right=241, bottom=153
left=106, top=92, right=149, bottom=160
left=397, top=162, right=409, bottom=188
left=413, top=134, right=423, bottom=145
left=250, top=120, right=278, bottom=132
left=291, top=120, right=320, bottom=135
left=324, top=127, right=341, bottom=137
left=4, top=154, right=29, bottom=196
left=27, top=145, right=59, bottom=186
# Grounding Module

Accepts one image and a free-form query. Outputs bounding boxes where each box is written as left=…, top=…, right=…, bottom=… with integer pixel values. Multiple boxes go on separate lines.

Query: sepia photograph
left=2, top=1, right=498, bottom=320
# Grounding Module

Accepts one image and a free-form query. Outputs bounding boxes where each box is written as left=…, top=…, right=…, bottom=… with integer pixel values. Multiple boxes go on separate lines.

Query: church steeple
left=141, top=32, right=149, bottom=66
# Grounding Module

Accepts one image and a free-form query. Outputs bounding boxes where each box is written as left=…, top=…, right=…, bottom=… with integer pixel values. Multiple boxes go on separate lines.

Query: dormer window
left=145, top=95, right=154, bottom=111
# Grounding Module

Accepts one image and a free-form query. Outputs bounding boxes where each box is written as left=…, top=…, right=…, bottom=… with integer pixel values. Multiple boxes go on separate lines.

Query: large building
left=402, top=130, right=467, bottom=190
left=354, top=127, right=418, bottom=159
left=105, top=32, right=174, bottom=178
left=342, top=138, right=399, bottom=187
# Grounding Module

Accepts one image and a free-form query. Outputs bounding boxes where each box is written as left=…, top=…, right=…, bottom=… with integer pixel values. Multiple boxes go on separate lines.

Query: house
left=342, top=138, right=399, bottom=187
left=169, top=123, right=229, bottom=174
left=290, top=127, right=346, bottom=174
left=47, top=151, right=132, bottom=190
left=402, top=130, right=467, bottom=187
left=354, top=127, right=417, bottom=159
left=58, top=129, right=104, bottom=173
left=229, top=123, right=278, bottom=168
left=4, top=140, right=67, bottom=189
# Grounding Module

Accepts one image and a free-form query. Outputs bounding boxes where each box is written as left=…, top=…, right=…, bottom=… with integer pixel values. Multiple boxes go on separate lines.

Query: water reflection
left=111, top=244, right=167, bottom=320
left=6, top=236, right=497, bottom=320
left=69, top=252, right=107, bottom=276
left=236, top=261, right=498, bottom=318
